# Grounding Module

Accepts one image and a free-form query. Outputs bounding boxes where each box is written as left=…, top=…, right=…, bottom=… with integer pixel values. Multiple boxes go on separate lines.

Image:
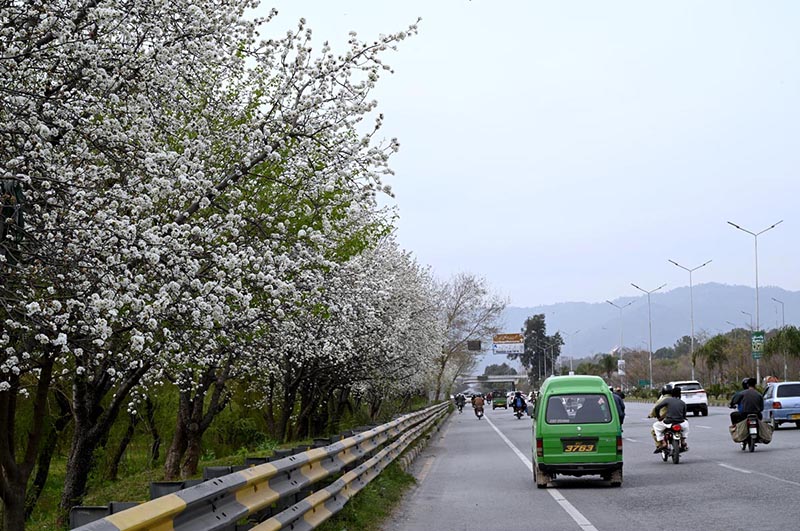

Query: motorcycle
left=475, top=406, right=484, bottom=420
left=742, top=414, right=759, bottom=452
left=514, top=405, right=526, bottom=419
left=659, top=423, right=686, bottom=464
left=457, top=403, right=464, bottom=414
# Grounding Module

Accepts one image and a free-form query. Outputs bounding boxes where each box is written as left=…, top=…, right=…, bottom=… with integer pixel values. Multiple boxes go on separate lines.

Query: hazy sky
left=257, top=1, right=799, bottom=306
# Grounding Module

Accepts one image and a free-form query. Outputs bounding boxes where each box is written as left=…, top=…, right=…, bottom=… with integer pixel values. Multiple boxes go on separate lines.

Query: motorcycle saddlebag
left=757, top=420, right=773, bottom=444
left=729, top=421, right=749, bottom=443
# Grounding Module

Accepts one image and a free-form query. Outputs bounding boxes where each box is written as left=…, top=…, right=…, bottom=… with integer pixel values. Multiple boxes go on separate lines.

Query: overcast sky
left=257, top=1, right=799, bottom=306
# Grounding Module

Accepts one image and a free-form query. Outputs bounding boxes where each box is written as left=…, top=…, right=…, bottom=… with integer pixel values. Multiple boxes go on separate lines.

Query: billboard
left=492, top=333, right=524, bottom=355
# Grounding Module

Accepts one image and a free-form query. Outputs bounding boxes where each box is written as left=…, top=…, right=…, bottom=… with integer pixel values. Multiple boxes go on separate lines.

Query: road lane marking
left=719, top=463, right=800, bottom=486
left=719, top=463, right=752, bottom=474
left=485, top=416, right=599, bottom=531
left=694, top=425, right=712, bottom=429
left=417, top=456, right=436, bottom=483
left=624, top=438, right=638, bottom=442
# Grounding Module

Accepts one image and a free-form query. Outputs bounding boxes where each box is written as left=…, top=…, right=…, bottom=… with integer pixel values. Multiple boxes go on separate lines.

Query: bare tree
left=433, top=273, right=507, bottom=400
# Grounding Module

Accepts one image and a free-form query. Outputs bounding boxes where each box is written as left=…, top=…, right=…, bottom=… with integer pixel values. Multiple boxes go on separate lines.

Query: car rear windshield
left=675, top=383, right=702, bottom=391
left=777, top=384, right=800, bottom=398
left=545, top=394, right=612, bottom=424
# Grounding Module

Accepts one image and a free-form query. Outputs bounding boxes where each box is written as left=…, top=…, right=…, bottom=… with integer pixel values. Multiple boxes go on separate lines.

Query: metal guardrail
left=73, top=402, right=449, bottom=531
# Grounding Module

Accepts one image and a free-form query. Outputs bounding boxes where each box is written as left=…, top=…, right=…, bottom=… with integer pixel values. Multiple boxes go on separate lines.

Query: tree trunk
left=433, top=356, right=447, bottom=402
left=25, top=391, right=72, bottom=519
left=58, top=429, right=99, bottom=527
left=179, top=433, right=203, bottom=480
left=57, top=360, right=151, bottom=525
left=0, top=357, right=55, bottom=531
left=163, top=421, right=188, bottom=481
left=3, top=486, right=25, bottom=531
left=144, top=397, right=160, bottom=466
left=107, top=413, right=138, bottom=480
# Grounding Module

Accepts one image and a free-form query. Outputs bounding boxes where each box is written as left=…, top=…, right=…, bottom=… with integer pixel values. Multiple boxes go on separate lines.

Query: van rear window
left=546, top=394, right=612, bottom=424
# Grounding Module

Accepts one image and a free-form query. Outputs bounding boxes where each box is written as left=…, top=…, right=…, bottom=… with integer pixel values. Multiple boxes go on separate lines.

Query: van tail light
left=536, top=438, right=543, bottom=458
left=773, top=402, right=782, bottom=409
left=616, top=436, right=623, bottom=455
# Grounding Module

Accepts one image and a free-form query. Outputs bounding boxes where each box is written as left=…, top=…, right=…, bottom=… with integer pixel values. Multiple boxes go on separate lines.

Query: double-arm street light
left=631, top=282, right=666, bottom=389
left=741, top=310, right=753, bottom=331
left=606, top=300, right=634, bottom=354
left=772, top=297, right=787, bottom=381
left=728, top=219, right=783, bottom=384
left=668, top=259, right=712, bottom=380
left=559, top=329, right=581, bottom=374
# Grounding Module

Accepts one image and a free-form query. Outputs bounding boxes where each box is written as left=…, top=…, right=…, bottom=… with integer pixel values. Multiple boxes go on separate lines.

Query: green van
left=491, top=389, right=508, bottom=409
left=531, top=375, right=623, bottom=488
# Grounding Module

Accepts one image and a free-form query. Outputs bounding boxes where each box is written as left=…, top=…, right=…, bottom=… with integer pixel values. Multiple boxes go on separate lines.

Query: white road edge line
left=624, top=437, right=638, bottom=442
left=718, top=462, right=800, bottom=486
left=485, top=416, right=599, bottom=531
left=417, top=456, right=436, bottom=483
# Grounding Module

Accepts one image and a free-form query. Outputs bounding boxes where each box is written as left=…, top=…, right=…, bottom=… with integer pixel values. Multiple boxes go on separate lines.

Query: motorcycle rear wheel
left=671, top=439, right=680, bottom=464
left=748, top=436, right=755, bottom=452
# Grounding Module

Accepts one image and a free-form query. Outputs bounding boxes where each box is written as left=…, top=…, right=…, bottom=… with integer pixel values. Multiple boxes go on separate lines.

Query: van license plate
left=563, top=443, right=596, bottom=452
left=790, top=414, right=800, bottom=420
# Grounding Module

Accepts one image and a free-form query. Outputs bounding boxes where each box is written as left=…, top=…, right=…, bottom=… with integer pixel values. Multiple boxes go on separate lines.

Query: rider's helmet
left=742, top=378, right=749, bottom=390
left=660, top=384, right=673, bottom=396
left=515, top=391, right=522, bottom=397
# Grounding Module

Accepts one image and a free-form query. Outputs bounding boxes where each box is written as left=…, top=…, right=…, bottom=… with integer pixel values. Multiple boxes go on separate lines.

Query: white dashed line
left=719, top=463, right=800, bottom=486
left=718, top=463, right=752, bottom=474
left=485, top=416, right=599, bottom=531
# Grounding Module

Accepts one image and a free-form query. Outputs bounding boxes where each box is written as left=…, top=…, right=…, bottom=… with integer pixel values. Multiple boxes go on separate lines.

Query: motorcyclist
left=472, top=393, right=485, bottom=419
left=729, top=377, right=764, bottom=425
left=610, top=386, right=625, bottom=424
left=512, top=391, right=527, bottom=415
left=455, top=393, right=466, bottom=413
left=652, top=386, right=689, bottom=452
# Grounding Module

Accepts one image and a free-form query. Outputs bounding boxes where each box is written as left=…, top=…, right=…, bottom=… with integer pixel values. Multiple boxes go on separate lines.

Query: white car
left=667, top=380, right=708, bottom=416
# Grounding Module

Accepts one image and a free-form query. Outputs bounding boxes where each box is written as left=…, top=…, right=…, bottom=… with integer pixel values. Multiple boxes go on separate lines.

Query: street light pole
left=728, top=219, right=783, bottom=384
left=631, top=282, right=666, bottom=389
left=606, top=300, right=634, bottom=354
left=772, top=297, right=787, bottom=381
left=558, top=330, right=580, bottom=375
left=668, top=259, right=712, bottom=380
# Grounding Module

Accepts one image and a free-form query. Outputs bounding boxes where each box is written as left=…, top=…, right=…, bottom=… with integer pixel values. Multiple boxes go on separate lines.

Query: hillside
left=498, top=283, right=798, bottom=358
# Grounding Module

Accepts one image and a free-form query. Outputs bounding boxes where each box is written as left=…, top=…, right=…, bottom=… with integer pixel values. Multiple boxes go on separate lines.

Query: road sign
left=493, top=333, right=524, bottom=343
left=492, top=333, right=524, bottom=355
left=751, top=331, right=765, bottom=360
left=638, top=379, right=650, bottom=387
left=617, top=359, right=626, bottom=376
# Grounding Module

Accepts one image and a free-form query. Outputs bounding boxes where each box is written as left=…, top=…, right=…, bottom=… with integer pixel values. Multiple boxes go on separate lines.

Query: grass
left=28, top=441, right=415, bottom=531
left=315, top=463, right=416, bottom=531
left=26, top=439, right=289, bottom=531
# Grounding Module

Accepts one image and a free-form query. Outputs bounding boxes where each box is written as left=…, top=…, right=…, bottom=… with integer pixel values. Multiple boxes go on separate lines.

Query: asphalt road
left=382, top=401, right=800, bottom=531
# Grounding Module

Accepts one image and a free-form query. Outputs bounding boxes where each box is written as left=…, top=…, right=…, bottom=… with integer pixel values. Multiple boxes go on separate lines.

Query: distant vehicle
left=763, top=381, right=800, bottom=429
left=667, top=380, right=708, bottom=416
left=492, top=389, right=508, bottom=409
